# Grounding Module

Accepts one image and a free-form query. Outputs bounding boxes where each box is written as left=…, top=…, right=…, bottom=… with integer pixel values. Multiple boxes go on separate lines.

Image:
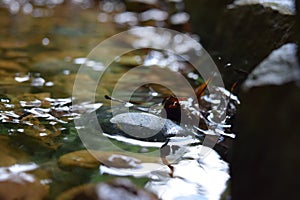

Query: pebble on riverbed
left=56, top=178, right=159, bottom=200
left=0, top=136, right=28, bottom=166
left=0, top=164, right=48, bottom=200
left=58, top=150, right=160, bottom=170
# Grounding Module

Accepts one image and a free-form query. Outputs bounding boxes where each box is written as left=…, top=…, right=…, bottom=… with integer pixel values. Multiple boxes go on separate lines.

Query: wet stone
left=0, top=60, right=26, bottom=72
left=232, top=0, right=295, bottom=14
left=0, top=40, right=27, bottom=49
left=4, top=50, right=29, bottom=59
left=211, top=2, right=296, bottom=87
left=0, top=164, right=48, bottom=200
left=0, top=70, right=18, bottom=85
left=94, top=178, right=158, bottom=200
left=115, top=55, right=143, bottom=67
left=232, top=44, right=300, bottom=199
left=58, top=150, right=159, bottom=170
left=58, top=150, right=102, bottom=169
left=0, top=93, right=79, bottom=150
left=56, top=184, right=98, bottom=200
left=57, top=178, right=159, bottom=200
left=0, top=136, right=28, bottom=166
left=97, top=106, right=186, bottom=142
left=243, top=43, right=300, bottom=89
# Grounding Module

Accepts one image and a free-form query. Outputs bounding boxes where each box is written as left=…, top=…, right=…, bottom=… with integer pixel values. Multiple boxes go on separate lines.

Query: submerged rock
left=0, top=60, right=25, bottom=72
left=115, top=55, right=144, bottom=67
left=58, top=150, right=160, bottom=170
left=56, top=178, right=159, bottom=200
left=57, top=184, right=98, bottom=200
left=0, top=164, right=48, bottom=200
left=0, top=136, right=28, bottom=166
left=58, top=150, right=102, bottom=169
left=95, top=178, right=158, bottom=200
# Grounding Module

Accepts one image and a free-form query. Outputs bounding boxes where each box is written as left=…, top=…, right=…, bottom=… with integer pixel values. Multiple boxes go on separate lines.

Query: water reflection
left=0, top=0, right=235, bottom=199
left=140, top=9, right=168, bottom=22
left=170, top=12, right=190, bottom=25
left=100, top=141, right=229, bottom=200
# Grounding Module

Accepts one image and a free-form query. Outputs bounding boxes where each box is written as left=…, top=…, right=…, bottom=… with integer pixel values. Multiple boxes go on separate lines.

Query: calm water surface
left=0, top=1, right=233, bottom=199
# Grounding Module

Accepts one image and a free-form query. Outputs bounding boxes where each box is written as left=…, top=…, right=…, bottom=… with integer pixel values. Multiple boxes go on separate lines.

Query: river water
left=0, top=1, right=237, bottom=199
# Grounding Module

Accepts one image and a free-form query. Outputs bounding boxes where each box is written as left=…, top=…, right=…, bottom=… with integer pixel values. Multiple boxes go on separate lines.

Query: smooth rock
left=97, top=106, right=186, bottom=142
left=0, top=164, right=48, bottom=200
left=232, top=0, right=295, bottom=14
left=231, top=40, right=300, bottom=199
left=212, top=3, right=296, bottom=87
left=243, top=43, right=300, bottom=89
left=58, top=150, right=159, bottom=170
left=56, top=178, right=159, bottom=200
left=110, top=112, right=186, bottom=140
left=0, top=136, right=28, bottom=166
left=232, top=82, right=300, bottom=200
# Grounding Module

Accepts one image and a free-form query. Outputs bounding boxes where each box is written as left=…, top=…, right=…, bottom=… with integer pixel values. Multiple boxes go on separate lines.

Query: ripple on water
left=99, top=136, right=229, bottom=200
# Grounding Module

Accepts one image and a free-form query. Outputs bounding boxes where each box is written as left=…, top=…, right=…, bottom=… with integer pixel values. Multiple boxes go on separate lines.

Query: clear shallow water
left=0, top=1, right=236, bottom=199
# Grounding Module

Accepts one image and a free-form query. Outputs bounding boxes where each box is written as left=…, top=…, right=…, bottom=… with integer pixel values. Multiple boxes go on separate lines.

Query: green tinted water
left=0, top=1, right=233, bottom=199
